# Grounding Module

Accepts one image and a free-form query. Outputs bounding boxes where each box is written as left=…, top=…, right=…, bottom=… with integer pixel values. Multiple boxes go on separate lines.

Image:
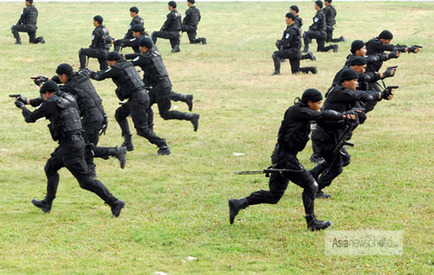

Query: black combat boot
left=307, top=52, right=316, bottom=61
left=302, top=47, right=309, bottom=53
left=122, top=134, right=134, bottom=151
left=300, top=67, right=317, bottom=74
left=316, top=191, right=331, bottom=199
left=304, top=214, right=331, bottom=231
left=171, top=44, right=180, bottom=53
left=15, top=39, right=22, bottom=45
left=110, top=199, right=125, bottom=217
left=228, top=198, right=249, bottom=224
left=200, top=38, right=207, bottom=45
left=270, top=71, right=280, bottom=76
left=108, top=147, right=127, bottom=169
left=157, top=145, right=171, bottom=155
left=340, top=36, right=346, bottom=42
left=190, top=113, right=200, bottom=132
left=31, top=198, right=52, bottom=213
left=185, top=94, right=193, bottom=112
left=332, top=44, right=339, bottom=53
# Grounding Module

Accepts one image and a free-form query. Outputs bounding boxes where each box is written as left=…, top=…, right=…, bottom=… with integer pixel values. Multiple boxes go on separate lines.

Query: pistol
left=9, top=94, right=21, bottom=98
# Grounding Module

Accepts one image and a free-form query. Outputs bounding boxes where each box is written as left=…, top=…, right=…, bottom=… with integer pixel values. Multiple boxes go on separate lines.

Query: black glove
left=33, top=79, right=43, bottom=86
left=383, top=67, right=395, bottom=78
left=17, top=95, right=28, bottom=104
left=381, top=88, right=393, bottom=100
left=388, top=51, right=399, bottom=59
left=99, top=114, right=108, bottom=135
left=89, top=71, right=97, bottom=79
left=15, top=100, right=25, bottom=109
left=408, top=45, right=420, bottom=53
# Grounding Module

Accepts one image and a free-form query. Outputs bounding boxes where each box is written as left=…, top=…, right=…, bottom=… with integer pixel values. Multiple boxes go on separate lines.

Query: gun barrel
left=9, top=94, right=21, bottom=98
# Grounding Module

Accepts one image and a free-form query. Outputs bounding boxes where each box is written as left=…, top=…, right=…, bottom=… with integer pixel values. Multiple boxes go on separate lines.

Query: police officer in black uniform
left=11, top=0, right=44, bottom=45
left=129, top=38, right=200, bottom=131
left=113, top=7, right=145, bottom=52
left=152, top=1, right=182, bottom=53
left=271, top=13, right=317, bottom=75
left=22, top=64, right=127, bottom=176
left=114, top=24, right=148, bottom=53
left=365, top=30, right=420, bottom=79
left=228, top=89, right=357, bottom=231
left=79, top=15, right=112, bottom=71
left=290, top=5, right=302, bottom=29
left=182, top=0, right=206, bottom=45
left=302, top=1, right=338, bottom=53
left=14, top=81, right=125, bottom=217
left=90, top=51, right=171, bottom=155
left=310, top=69, right=378, bottom=198
left=323, top=0, right=345, bottom=43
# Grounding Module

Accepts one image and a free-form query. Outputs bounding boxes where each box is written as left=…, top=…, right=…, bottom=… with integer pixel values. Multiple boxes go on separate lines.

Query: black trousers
left=152, top=31, right=180, bottom=49
left=303, top=30, right=335, bottom=52
left=115, top=89, right=166, bottom=148
left=79, top=48, right=108, bottom=70
left=311, top=128, right=351, bottom=191
left=43, top=135, right=117, bottom=205
left=246, top=155, right=318, bottom=215
left=272, top=49, right=301, bottom=74
left=182, top=25, right=203, bottom=44
left=11, top=24, right=43, bottom=43
left=326, top=29, right=343, bottom=42
left=149, top=83, right=192, bottom=121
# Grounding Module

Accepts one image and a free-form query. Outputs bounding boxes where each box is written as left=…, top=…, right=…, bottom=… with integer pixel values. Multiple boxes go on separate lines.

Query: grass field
left=0, top=1, right=433, bottom=274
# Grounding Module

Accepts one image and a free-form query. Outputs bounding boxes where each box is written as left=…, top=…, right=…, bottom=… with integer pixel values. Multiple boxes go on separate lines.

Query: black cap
left=129, top=6, right=139, bottom=13
left=168, top=1, right=177, bottom=8
left=349, top=56, right=367, bottom=66
left=139, top=37, right=153, bottom=49
left=132, top=24, right=144, bottom=32
left=340, top=69, right=359, bottom=83
left=315, top=1, right=323, bottom=8
left=379, top=30, right=393, bottom=40
left=27, top=0, right=33, bottom=4
left=106, top=51, right=122, bottom=61
left=93, top=15, right=103, bottom=24
left=286, top=12, right=296, bottom=21
left=351, top=40, right=365, bottom=54
left=187, top=0, right=195, bottom=4
left=56, top=63, right=73, bottom=75
left=301, top=89, right=323, bottom=103
left=325, top=0, right=332, bottom=3
left=40, top=80, right=59, bottom=94
left=290, top=5, right=299, bottom=13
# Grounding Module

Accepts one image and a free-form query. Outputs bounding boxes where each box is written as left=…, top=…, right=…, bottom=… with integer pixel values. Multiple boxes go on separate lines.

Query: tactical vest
left=69, top=73, right=104, bottom=116
left=116, top=61, right=145, bottom=91
left=292, top=25, right=302, bottom=50
left=169, top=11, right=182, bottom=31
left=149, top=50, right=169, bottom=78
left=47, top=94, right=82, bottom=140
left=26, top=5, right=38, bottom=25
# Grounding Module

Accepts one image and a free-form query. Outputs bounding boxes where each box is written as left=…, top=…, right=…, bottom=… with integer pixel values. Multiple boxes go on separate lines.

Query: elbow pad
left=361, top=93, right=374, bottom=102
left=322, top=109, right=342, bottom=120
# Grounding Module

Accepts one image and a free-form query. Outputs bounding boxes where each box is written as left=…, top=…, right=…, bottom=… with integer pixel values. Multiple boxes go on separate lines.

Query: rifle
left=332, top=108, right=365, bottom=156
left=235, top=167, right=303, bottom=177
left=9, top=94, right=21, bottom=98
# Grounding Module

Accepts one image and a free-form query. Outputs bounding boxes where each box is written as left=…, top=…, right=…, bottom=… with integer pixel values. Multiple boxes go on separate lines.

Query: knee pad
left=310, top=180, right=319, bottom=195
left=11, top=25, right=16, bottom=31
left=269, top=192, right=284, bottom=204
left=160, top=111, right=171, bottom=120
left=114, top=108, right=124, bottom=122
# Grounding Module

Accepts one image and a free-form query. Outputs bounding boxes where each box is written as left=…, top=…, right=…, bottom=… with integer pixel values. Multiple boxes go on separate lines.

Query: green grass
left=0, top=1, right=433, bottom=274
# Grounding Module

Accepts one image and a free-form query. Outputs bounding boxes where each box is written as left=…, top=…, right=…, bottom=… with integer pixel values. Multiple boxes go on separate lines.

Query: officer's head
left=351, top=40, right=366, bottom=56
left=378, top=30, right=393, bottom=44
left=56, top=63, right=74, bottom=84
left=130, top=6, right=139, bottom=17
left=132, top=24, right=145, bottom=37
left=285, top=12, right=296, bottom=25
left=290, top=5, right=299, bottom=15
left=106, top=51, right=122, bottom=66
left=315, top=1, right=323, bottom=10
left=139, top=37, right=153, bottom=53
left=93, top=15, right=103, bottom=26
left=40, top=80, right=59, bottom=100
left=340, top=69, right=359, bottom=91
left=25, top=0, right=33, bottom=6
left=348, top=56, right=367, bottom=74
left=168, top=1, right=177, bottom=10
left=301, top=89, right=323, bottom=111
left=325, top=0, right=332, bottom=5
